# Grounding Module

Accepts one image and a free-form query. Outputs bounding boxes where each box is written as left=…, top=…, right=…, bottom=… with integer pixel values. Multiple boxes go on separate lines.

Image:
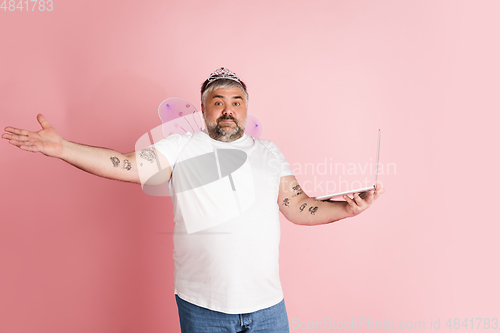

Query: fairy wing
left=158, top=98, right=263, bottom=138
left=139, top=98, right=263, bottom=197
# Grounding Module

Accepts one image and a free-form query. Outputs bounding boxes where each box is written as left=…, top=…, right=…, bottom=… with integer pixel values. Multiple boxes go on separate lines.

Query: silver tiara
left=207, top=67, right=242, bottom=84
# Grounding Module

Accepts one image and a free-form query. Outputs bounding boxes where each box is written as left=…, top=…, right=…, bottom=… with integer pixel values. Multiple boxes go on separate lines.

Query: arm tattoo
left=299, top=203, right=307, bottom=212
left=282, top=198, right=290, bottom=207
left=110, top=156, right=120, bottom=167
left=308, top=206, right=319, bottom=215
left=123, top=159, right=132, bottom=171
left=139, top=148, right=156, bottom=163
left=292, top=185, right=303, bottom=196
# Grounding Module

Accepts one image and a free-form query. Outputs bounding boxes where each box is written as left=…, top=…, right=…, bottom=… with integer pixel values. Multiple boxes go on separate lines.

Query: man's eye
left=215, top=102, right=222, bottom=106
left=234, top=102, right=240, bottom=106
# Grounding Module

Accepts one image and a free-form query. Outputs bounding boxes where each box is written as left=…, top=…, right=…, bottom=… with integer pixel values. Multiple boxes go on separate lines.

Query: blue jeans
left=175, top=294, right=290, bottom=333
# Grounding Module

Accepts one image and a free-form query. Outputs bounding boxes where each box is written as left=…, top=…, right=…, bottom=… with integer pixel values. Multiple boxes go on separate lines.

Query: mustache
left=217, top=114, right=238, bottom=125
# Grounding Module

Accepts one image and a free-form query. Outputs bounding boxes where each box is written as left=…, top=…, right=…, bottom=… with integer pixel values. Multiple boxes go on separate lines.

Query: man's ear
left=201, top=103, right=205, bottom=114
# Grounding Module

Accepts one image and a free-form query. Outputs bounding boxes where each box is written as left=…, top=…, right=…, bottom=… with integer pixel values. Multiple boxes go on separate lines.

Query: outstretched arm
left=278, top=175, right=384, bottom=226
left=2, top=114, right=171, bottom=185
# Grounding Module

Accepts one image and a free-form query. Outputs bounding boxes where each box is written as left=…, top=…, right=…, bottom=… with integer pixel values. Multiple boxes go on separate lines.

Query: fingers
left=343, top=194, right=356, bottom=206
left=345, top=192, right=369, bottom=205
left=343, top=193, right=365, bottom=217
left=359, top=189, right=374, bottom=200
left=5, top=138, right=38, bottom=152
left=354, top=192, right=373, bottom=206
left=2, top=132, right=30, bottom=142
left=373, top=183, right=385, bottom=199
left=3, top=126, right=30, bottom=136
left=346, top=185, right=385, bottom=204
left=2, top=130, right=39, bottom=151
left=352, top=192, right=363, bottom=205
left=6, top=138, right=31, bottom=147
left=3, top=114, right=50, bottom=138
left=2, top=127, right=32, bottom=149
left=19, top=144, right=39, bottom=153
left=344, top=185, right=385, bottom=217
left=37, top=114, right=52, bottom=129
left=344, top=193, right=364, bottom=207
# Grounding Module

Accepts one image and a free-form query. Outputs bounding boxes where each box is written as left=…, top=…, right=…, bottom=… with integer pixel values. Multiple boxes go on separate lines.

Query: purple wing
left=158, top=98, right=204, bottom=138
left=158, top=97, right=263, bottom=138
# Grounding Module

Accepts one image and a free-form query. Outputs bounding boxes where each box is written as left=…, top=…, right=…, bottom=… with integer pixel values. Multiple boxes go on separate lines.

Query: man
left=2, top=68, right=384, bottom=332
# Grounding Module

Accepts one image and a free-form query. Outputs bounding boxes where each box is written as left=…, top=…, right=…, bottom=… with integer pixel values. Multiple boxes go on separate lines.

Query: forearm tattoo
left=308, top=206, right=319, bottom=215
left=139, top=148, right=156, bottom=163
left=299, top=203, right=307, bottom=212
left=110, top=156, right=120, bottom=167
left=292, top=185, right=303, bottom=197
left=123, top=159, right=132, bottom=171
left=282, top=198, right=290, bottom=207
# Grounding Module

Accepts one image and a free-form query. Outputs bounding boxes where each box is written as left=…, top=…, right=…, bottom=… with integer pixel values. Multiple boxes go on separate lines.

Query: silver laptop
left=315, top=129, right=381, bottom=201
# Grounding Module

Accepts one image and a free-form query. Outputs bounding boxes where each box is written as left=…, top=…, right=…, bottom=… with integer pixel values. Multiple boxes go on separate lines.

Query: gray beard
left=204, top=115, right=246, bottom=142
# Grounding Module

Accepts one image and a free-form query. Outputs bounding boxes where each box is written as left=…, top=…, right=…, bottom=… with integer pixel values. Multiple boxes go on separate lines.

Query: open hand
left=2, top=114, right=65, bottom=157
left=343, top=183, right=385, bottom=217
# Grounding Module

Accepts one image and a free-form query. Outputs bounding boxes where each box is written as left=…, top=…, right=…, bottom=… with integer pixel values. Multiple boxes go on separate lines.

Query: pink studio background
left=1, top=0, right=499, bottom=332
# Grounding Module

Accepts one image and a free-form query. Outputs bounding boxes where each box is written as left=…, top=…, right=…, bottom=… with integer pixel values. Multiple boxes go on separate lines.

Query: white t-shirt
left=153, top=131, right=293, bottom=314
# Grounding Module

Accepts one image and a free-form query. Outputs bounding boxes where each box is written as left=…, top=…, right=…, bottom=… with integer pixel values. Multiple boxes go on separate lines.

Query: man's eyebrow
left=211, top=95, right=243, bottom=100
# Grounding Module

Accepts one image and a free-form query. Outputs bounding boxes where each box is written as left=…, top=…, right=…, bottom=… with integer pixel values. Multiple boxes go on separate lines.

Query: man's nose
left=222, top=105, right=234, bottom=116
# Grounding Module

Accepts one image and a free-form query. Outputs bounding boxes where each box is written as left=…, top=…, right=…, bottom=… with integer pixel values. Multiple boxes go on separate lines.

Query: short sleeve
left=258, top=139, right=294, bottom=178
left=151, top=132, right=193, bottom=168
